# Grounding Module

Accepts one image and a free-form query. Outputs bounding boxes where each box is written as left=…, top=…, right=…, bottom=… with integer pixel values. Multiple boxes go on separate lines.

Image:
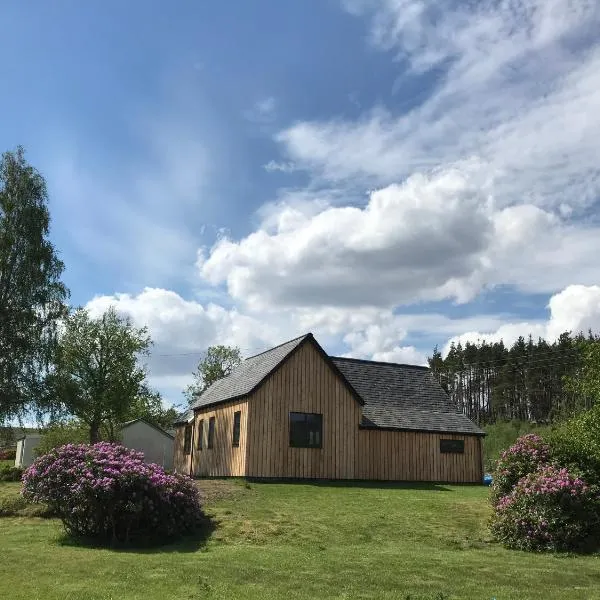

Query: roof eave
left=358, top=424, right=486, bottom=437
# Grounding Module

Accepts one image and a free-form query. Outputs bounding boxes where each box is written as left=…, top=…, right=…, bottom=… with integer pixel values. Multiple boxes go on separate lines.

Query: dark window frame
left=207, top=416, right=216, bottom=449
left=183, top=424, right=193, bottom=455
left=232, top=411, right=241, bottom=447
left=289, top=412, right=323, bottom=449
left=440, top=439, right=465, bottom=454
left=197, top=419, right=204, bottom=450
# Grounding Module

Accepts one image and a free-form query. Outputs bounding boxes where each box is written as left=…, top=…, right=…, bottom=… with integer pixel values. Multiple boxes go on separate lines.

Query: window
left=440, top=439, right=464, bottom=454
left=183, top=425, right=193, bottom=455
left=197, top=420, right=204, bottom=450
left=232, top=411, right=241, bottom=447
left=207, top=417, right=216, bottom=449
left=289, top=412, right=322, bottom=448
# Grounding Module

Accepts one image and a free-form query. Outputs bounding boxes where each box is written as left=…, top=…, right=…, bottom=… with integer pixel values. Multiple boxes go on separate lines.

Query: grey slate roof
left=190, top=334, right=310, bottom=411
left=331, top=357, right=485, bottom=436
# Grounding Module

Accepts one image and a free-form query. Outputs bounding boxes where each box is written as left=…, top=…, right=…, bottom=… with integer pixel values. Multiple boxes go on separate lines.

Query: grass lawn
left=0, top=480, right=599, bottom=600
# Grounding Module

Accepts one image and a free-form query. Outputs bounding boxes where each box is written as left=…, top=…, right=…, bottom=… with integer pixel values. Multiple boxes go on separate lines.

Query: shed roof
left=120, top=418, right=175, bottom=440
left=331, top=357, right=485, bottom=436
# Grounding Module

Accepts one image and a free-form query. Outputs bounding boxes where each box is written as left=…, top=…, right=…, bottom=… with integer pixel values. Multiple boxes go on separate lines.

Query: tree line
left=428, top=331, right=600, bottom=426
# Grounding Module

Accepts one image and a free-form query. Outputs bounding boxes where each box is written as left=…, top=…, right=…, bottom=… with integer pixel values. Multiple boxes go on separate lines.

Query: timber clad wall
left=246, top=341, right=362, bottom=479
left=192, top=400, right=248, bottom=477
left=356, top=430, right=481, bottom=483
left=174, top=338, right=483, bottom=483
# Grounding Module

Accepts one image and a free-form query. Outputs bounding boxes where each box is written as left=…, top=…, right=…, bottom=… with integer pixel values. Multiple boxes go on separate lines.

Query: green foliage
left=184, top=345, right=242, bottom=405
left=0, top=449, right=15, bottom=461
left=50, top=307, right=155, bottom=442
left=0, top=147, right=69, bottom=423
left=483, top=420, right=550, bottom=471
left=563, top=338, right=600, bottom=417
left=0, top=464, right=23, bottom=482
left=490, top=465, right=600, bottom=552
left=34, top=422, right=89, bottom=457
left=546, top=403, right=600, bottom=486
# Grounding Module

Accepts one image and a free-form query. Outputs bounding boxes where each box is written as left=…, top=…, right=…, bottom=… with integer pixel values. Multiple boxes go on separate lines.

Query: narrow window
left=232, top=411, right=241, bottom=447
left=208, top=417, right=216, bottom=449
left=183, top=425, right=193, bottom=455
left=440, top=439, right=465, bottom=454
left=289, top=412, right=323, bottom=448
left=197, top=419, right=204, bottom=450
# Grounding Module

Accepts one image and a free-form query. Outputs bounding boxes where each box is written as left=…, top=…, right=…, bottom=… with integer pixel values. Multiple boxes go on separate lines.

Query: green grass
left=1, top=480, right=599, bottom=600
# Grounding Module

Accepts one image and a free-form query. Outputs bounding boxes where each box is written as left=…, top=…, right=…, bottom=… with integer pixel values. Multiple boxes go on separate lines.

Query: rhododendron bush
left=22, top=443, right=204, bottom=544
left=490, top=466, right=600, bottom=551
left=490, top=433, right=550, bottom=503
left=490, top=433, right=600, bottom=552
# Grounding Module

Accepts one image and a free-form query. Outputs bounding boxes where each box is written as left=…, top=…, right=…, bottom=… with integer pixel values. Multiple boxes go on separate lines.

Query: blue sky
left=2, top=1, right=600, bottom=407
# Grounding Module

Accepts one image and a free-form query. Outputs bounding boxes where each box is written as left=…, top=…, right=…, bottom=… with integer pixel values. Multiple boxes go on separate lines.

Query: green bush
left=34, top=423, right=90, bottom=457
left=0, top=464, right=23, bottom=482
left=490, top=465, right=600, bottom=552
left=546, top=404, right=600, bottom=487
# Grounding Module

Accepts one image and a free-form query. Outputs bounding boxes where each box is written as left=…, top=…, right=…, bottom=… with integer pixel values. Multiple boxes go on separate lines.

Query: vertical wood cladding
left=173, top=338, right=483, bottom=483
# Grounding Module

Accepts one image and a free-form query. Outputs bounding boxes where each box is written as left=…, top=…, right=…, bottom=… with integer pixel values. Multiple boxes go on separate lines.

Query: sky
left=2, top=0, right=600, bottom=409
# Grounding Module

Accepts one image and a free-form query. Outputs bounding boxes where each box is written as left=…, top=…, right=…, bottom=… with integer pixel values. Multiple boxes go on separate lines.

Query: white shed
left=120, top=418, right=174, bottom=470
left=15, top=434, right=42, bottom=468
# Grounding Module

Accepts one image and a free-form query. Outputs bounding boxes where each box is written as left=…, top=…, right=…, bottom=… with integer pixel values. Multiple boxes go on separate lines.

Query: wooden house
left=173, top=333, right=485, bottom=483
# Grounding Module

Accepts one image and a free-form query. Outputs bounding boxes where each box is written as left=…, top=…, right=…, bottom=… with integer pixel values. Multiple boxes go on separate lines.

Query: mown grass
left=0, top=479, right=599, bottom=599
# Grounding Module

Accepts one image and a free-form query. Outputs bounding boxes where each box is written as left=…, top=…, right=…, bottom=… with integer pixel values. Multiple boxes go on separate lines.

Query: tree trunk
left=90, top=421, right=100, bottom=443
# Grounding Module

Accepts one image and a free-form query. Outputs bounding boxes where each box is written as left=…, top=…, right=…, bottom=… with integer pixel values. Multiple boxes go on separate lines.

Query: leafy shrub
left=22, top=443, right=205, bottom=545
left=0, top=464, right=23, bottom=482
left=34, top=423, right=90, bottom=458
left=0, top=448, right=16, bottom=461
left=0, top=495, right=54, bottom=518
left=547, top=404, right=600, bottom=487
left=491, top=433, right=550, bottom=503
left=490, top=465, right=600, bottom=552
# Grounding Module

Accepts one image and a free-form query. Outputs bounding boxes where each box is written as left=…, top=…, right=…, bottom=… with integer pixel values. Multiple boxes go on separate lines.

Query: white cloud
left=263, top=160, right=297, bottom=173
left=443, top=284, right=600, bottom=354
left=198, top=165, right=600, bottom=311
left=274, top=0, right=600, bottom=210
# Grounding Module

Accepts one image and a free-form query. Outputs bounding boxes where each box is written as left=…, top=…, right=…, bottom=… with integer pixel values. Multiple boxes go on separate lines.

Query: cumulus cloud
left=198, top=165, right=600, bottom=310
left=84, top=288, right=285, bottom=402
left=444, top=285, right=600, bottom=354
left=199, top=165, right=498, bottom=308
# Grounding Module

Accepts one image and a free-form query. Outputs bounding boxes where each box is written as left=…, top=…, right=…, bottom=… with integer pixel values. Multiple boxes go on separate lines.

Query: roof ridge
left=330, top=356, right=430, bottom=370
left=244, top=332, right=312, bottom=360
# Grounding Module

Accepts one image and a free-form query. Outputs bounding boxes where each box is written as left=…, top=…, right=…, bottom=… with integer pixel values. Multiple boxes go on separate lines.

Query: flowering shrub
left=491, top=434, right=550, bottom=503
left=490, top=465, right=600, bottom=552
left=22, top=443, right=204, bottom=545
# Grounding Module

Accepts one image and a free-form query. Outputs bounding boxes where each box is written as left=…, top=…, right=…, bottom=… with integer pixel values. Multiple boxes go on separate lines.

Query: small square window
left=289, top=412, right=322, bottom=448
left=232, top=411, right=241, bottom=447
left=440, top=439, right=464, bottom=454
left=207, top=417, right=216, bottom=449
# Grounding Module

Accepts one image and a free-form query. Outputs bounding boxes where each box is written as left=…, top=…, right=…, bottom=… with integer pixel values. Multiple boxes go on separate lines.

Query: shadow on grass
left=56, top=514, right=218, bottom=554
left=247, top=478, right=455, bottom=492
